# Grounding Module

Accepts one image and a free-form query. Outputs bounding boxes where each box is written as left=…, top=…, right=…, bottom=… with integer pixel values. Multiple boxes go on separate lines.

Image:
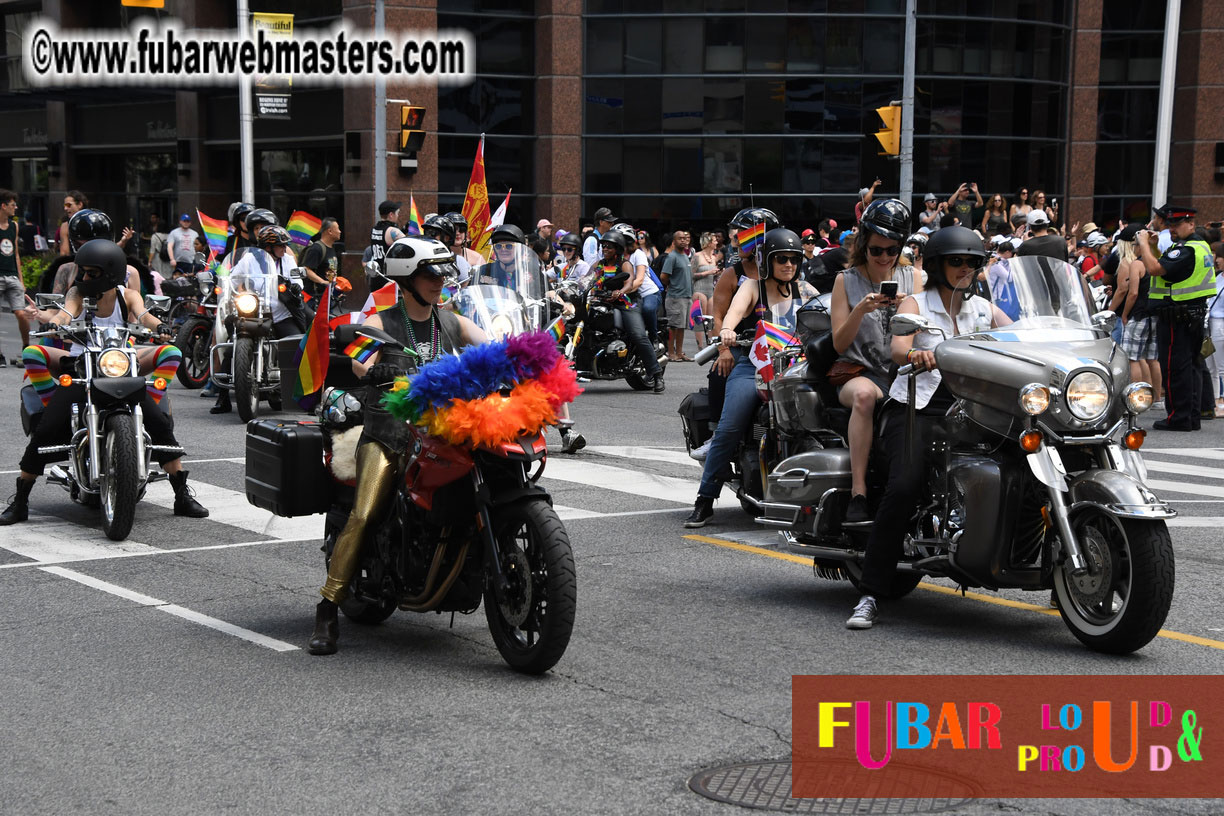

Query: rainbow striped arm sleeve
left=145, top=344, right=182, bottom=405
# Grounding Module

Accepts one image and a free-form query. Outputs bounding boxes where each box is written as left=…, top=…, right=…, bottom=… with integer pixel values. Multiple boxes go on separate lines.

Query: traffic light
left=121, top=0, right=166, bottom=7
left=873, top=104, right=901, bottom=156
left=400, top=105, right=426, bottom=153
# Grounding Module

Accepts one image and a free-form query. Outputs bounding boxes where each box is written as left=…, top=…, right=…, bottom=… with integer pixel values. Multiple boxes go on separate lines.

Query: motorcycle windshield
left=983, top=255, right=1097, bottom=337
left=457, top=245, right=549, bottom=336
left=229, top=256, right=278, bottom=305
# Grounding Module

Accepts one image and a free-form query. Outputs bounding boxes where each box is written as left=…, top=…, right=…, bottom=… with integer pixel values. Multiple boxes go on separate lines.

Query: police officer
left=1141, top=207, right=1215, bottom=431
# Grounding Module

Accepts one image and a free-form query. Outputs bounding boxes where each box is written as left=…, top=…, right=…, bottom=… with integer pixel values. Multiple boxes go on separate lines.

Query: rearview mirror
left=144, top=294, right=170, bottom=311
left=890, top=313, right=931, bottom=337
left=1091, top=310, right=1117, bottom=332
left=36, top=293, right=64, bottom=309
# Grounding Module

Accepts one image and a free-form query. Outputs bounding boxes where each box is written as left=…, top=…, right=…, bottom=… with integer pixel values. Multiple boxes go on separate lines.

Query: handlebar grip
left=694, top=342, right=722, bottom=366
left=897, top=363, right=915, bottom=376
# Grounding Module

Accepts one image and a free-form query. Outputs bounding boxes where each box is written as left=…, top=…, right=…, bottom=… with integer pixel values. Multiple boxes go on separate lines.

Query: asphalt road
left=0, top=324, right=1221, bottom=816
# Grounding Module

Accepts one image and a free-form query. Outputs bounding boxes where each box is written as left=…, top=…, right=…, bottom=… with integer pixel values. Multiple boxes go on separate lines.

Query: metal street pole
left=900, top=0, right=916, bottom=209
left=237, top=0, right=254, bottom=202
left=374, top=0, right=387, bottom=205
left=1151, top=0, right=1181, bottom=207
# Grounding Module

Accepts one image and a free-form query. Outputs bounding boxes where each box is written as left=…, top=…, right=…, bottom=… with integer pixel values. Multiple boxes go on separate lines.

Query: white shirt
left=582, top=231, right=602, bottom=266
left=230, top=249, right=292, bottom=324
left=889, top=288, right=995, bottom=409
left=168, top=226, right=199, bottom=261
left=630, top=248, right=657, bottom=296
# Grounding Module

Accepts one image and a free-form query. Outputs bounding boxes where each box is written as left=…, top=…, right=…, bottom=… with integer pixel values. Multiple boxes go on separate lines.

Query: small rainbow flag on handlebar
left=545, top=316, right=566, bottom=343
left=343, top=334, right=385, bottom=364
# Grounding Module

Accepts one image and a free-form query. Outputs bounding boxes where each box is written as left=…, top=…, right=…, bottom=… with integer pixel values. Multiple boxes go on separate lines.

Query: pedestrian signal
left=874, top=104, right=901, bottom=156
left=400, top=105, right=426, bottom=153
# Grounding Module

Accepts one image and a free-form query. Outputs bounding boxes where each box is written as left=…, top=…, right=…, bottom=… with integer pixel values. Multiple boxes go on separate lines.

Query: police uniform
left=1150, top=237, right=1215, bottom=430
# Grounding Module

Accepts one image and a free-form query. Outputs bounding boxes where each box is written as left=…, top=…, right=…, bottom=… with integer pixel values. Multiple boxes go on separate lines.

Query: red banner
left=792, top=675, right=1221, bottom=798
left=461, top=135, right=492, bottom=259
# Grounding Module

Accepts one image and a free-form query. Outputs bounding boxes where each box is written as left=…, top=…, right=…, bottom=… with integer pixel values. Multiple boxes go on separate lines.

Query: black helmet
left=256, top=225, right=291, bottom=247
left=558, top=232, right=582, bottom=251
left=489, top=223, right=526, bottom=245
left=860, top=199, right=911, bottom=242
left=73, top=239, right=128, bottom=297
left=244, top=208, right=278, bottom=236
left=443, top=211, right=467, bottom=230
left=68, top=209, right=114, bottom=251
left=229, top=202, right=254, bottom=230
left=728, top=207, right=780, bottom=234
left=599, top=231, right=628, bottom=255
left=923, top=226, right=987, bottom=289
left=422, top=214, right=456, bottom=243
left=761, top=228, right=801, bottom=280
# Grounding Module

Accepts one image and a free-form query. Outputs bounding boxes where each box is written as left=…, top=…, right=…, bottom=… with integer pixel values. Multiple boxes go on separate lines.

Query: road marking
left=1147, top=478, right=1224, bottom=499
left=1166, top=516, right=1224, bottom=527
left=0, top=538, right=310, bottom=571
left=586, top=446, right=701, bottom=468
left=541, top=459, right=695, bottom=505
left=1142, top=448, right=1224, bottom=461
left=684, top=533, right=1224, bottom=652
left=1143, top=458, right=1224, bottom=481
left=141, top=480, right=323, bottom=539
left=554, top=505, right=690, bottom=521
left=0, top=520, right=160, bottom=563
left=40, top=566, right=298, bottom=652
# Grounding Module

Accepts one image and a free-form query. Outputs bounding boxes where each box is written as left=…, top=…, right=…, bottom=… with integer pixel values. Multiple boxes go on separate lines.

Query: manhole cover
left=688, top=759, right=977, bottom=814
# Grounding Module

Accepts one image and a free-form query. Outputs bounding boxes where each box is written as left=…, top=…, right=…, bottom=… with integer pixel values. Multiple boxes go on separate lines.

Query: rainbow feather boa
left=381, top=331, right=582, bottom=448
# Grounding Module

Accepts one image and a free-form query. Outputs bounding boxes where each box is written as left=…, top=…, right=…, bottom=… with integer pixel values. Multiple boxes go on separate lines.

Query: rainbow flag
left=689, top=298, right=704, bottom=329
left=406, top=194, right=422, bottom=236
left=545, top=316, right=566, bottom=343
left=196, top=209, right=230, bottom=255
left=291, top=286, right=331, bottom=410
left=759, top=320, right=798, bottom=351
left=343, top=334, right=385, bottom=364
left=287, top=211, right=322, bottom=247
left=736, top=222, right=766, bottom=255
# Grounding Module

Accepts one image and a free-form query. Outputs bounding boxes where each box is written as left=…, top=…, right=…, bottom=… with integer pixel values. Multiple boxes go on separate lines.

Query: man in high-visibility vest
left=1141, top=206, right=1215, bottom=431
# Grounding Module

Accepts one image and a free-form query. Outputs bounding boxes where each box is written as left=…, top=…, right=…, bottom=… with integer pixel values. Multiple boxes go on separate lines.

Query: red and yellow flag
left=462, top=135, right=493, bottom=259
left=291, top=285, right=331, bottom=410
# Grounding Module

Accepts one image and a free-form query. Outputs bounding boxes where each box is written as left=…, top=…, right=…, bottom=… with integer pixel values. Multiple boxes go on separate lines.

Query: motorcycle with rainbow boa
left=246, top=255, right=578, bottom=673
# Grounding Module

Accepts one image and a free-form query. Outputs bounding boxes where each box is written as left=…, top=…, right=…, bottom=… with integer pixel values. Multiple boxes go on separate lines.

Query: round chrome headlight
left=1018, top=383, right=1051, bottom=415
left=1123, top=382, right=1154, bottom=414
left=1066, top=371, right=1109, bottom=420
left=98, top=349, right=131, bottom=378
left=235, top=292, right=259, bottom=315
left=489, top=313, right=514, bottom=340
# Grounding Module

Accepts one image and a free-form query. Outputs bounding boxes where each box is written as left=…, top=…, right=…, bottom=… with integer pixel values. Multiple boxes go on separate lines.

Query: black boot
left=308, top=599, right=339, bottom=655
left=210, top=390, right=232, bottom=414
left=169, top=470, right=210, bottom=518
left=560, top=430, right=586, bottom=454
left=684, top=496, right=715, bottom=528
left=653, top=373, right=666, bottom=393
left=0, top=477, right=34, bottom=525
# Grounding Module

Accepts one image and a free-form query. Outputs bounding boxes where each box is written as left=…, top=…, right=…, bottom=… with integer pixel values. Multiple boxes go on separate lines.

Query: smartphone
left=880, top=281, right=899, bottom=299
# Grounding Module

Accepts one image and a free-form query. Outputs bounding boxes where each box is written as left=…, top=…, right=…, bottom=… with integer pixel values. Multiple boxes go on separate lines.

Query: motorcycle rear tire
left=99, top=413, right=140, bottom=541
left=322, top=522, right=397, bottom=626
left=234, top=337, right=260, bottom=423
left=484, top=498, right=576, bottom=675
left=1053, top=513, right=1173, bottom=655
left=844, top=562, right=923, bottom=600
left=174, top=318, right=212, bottom=390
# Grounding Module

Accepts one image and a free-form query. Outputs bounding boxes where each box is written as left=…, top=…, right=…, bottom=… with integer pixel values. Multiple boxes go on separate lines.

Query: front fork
left=472, top=467, right=510, bottom=598
left=1027, top=445, right=1090, bottom=575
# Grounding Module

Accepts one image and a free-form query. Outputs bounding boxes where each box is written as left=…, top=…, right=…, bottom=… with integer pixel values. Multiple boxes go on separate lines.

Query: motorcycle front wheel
left=234, top=337, right=260, bottom=423
left=174, top=318, right=212, bottom=390
left=484, top=498, right=576, bottom=674
left=99, top=413, right=140, bottom=541
left=1053, top=510, right=1174, bottom=655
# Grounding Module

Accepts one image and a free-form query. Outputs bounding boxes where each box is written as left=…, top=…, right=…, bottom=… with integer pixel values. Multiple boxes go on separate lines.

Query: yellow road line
left=683, top=533, right=1224, bottom=651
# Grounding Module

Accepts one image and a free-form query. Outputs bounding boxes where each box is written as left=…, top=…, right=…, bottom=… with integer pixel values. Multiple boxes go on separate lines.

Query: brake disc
left=1068, top=527, right=1113, bottom=607
left=497, top=548, right=533, bottom=627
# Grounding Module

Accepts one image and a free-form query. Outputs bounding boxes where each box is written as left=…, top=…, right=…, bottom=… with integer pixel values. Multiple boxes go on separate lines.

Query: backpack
left=156, top=233, right=170, bottom=264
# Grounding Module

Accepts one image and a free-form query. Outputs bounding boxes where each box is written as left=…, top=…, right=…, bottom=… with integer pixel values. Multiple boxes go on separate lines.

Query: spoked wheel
left=233, top=337, right=260, bottom=422
left=99, top=413, right=140, bottom=541
left=174, top=318, right=212, bottom=389
left=484, top=498, right=576, bottom=674
left=1053, top=509, right=1173, bottom=654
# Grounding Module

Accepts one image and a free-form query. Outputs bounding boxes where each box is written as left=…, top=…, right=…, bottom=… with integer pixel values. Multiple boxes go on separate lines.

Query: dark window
left=585, top=79, right=625, bottom=134
left=1097, top=89, right=1159, bottom=142
left=704, top=79, right=745, bottom=134
left=437, top=79, right=533, bottom=135
left=586, top=19, right=624, bottom=74
left=787, top=17, right=826, bottom=72
left=625, top=19, right=663, bottom=75
left=786, top=79, right=826, bottom=134
left=1099, top=33, right=1163, bottom=85
left=826, top=18, right=863, bottom=73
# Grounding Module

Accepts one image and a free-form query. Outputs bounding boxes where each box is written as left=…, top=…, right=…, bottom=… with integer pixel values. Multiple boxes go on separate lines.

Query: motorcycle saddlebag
left=678, top=389, right=713, bottom=448
left=245, top=419, right=332, bottom=517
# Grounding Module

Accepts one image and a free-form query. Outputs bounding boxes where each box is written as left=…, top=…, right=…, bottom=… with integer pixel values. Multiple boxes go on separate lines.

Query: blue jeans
left=618, top=303, right=661, bottom=378
left=640, top=292, right=661, bottom=344
left=698, top=356, right=762, bottom=499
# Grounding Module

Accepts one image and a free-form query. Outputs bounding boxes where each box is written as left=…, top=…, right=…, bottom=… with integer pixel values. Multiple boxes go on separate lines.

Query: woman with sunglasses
left=846, top=227, right=1010, bottom=629
left=829, top=199, right=914, bottom=525
left=685, top=228, right=817, bottom=528
left=1010, top=188, right=1032, bottom=222
left=556, top=232, right=589, bottom=281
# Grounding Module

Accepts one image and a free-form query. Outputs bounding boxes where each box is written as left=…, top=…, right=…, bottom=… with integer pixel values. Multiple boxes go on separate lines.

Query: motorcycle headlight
left=98, top=349, right=132, bottom=378
left=1066, top=371, right=1110, bottom=420
left=1018, top=383, right=1050, bottom=415
left=489, top=314, right=514, bottom=340
left=235, top=292, right=259, bottom=315
left=1123, top=382, right=1154, bottom=414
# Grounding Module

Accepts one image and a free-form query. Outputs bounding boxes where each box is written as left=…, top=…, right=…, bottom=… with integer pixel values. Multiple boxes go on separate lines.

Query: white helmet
left=384, top=236, right=457, bottom=280
left=610, top=222, right=636, bottom=241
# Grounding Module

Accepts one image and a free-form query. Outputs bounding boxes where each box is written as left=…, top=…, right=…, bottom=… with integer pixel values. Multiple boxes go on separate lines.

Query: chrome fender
left=1026, top=445, right=1068, bottom=492
left=1067, top=468, right=1176, bottom=520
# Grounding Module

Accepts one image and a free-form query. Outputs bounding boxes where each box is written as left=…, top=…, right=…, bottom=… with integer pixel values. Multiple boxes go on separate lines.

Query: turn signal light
left=278, top=283, right=287, bottom=292
left=153, top=377, right=167, bottom=390
left=1124, top=429, right=1146, bottom=450
left=214, top=286, right=222, bottom=295
left=1019, top=429, right=1043, bottom=452
left=58, top=374, right=72, bottom=387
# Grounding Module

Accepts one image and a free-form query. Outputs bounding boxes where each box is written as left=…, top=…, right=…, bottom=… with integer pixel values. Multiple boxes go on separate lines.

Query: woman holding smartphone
left=829, top=200, right=914, bottom=524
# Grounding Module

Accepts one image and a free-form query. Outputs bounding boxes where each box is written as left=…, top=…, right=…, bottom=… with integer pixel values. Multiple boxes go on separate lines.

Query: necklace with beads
left=401, top=303, right=439, bottom=362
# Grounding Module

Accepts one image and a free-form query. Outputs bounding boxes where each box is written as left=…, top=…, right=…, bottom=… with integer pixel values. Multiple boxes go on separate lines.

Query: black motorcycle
left=560, top=270, right=668, bottom=391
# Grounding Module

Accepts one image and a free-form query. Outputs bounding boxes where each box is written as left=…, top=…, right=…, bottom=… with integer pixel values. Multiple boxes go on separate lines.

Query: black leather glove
left=368, top=362, right=404, bottom=385
left=155, top=322, right=174, bottom=340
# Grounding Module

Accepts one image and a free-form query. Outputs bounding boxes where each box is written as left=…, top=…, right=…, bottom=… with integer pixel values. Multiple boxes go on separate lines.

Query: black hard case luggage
left=245, top=419, right=331, bottom=517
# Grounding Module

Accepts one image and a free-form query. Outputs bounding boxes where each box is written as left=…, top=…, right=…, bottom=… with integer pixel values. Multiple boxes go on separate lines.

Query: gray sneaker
left=846, top=595, right=878, bottom=629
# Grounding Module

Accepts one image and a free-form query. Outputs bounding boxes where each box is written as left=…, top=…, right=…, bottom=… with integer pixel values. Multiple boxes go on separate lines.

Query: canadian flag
left=327, top=281, right=398, bottom=329
left=748, top=322, right=775, bottom=382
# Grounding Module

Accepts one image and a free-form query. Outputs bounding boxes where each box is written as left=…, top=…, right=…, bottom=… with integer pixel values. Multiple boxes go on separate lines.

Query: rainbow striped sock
left=146, top=344, right=181, bottom=405
left=22, top=346, right=57, bottom=406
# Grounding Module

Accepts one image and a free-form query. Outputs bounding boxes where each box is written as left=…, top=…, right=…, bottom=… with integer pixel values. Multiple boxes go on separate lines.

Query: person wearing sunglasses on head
left=829, top=200, right=916, bottom=525
left=684, top=228, right=817, bottom=527
left=845, top=226, right=1011, bottom=629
